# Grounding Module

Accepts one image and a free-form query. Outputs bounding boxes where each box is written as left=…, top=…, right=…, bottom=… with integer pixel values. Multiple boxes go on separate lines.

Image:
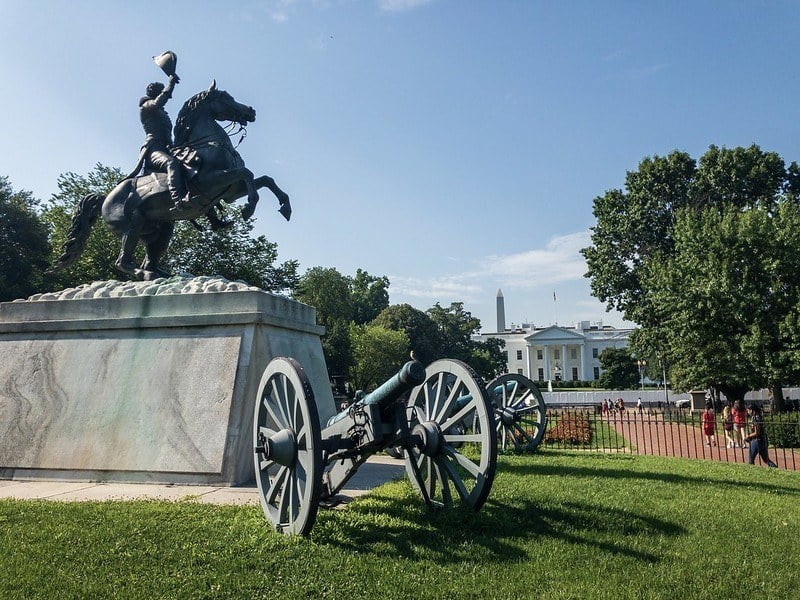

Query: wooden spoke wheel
left=488, top=373, right=547, bottom=453
left=253, top=357, right=322, bottom=536
left=404, top=359, right=497, bottom=511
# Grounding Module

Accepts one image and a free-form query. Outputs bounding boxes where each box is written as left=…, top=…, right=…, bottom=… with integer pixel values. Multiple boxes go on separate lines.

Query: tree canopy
left=293, top=267, right=392, bottom=378
left=425, top=302, right=506, bottom=380
left=0, top=177, right=50, bottom=301
left=583, top=145, right=800, bottom=403
left=348, top=323, right=410, bottom=391
left=598, top=347, right=640, bottom=390
left=372, top=303, right=442, bottom=364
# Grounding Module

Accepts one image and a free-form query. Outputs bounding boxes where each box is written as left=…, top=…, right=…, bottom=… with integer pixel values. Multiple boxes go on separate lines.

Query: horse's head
left=205, top=80, right=256, bottom=126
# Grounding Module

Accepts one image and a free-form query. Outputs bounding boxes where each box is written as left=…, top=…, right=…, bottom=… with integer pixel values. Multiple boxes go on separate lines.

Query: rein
left=178, top=121, right=247, bottom=151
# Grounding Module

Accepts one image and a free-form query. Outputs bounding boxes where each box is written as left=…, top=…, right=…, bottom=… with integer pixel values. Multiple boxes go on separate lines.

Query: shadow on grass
left=501, top=456, right=800, bottom=496
left=312, top=486, right=681, bottom=565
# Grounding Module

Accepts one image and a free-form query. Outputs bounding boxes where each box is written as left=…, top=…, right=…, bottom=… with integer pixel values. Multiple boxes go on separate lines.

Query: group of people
left=600, top=397, right=625, bottom=415
left=702, top=400, right=778, bottom=467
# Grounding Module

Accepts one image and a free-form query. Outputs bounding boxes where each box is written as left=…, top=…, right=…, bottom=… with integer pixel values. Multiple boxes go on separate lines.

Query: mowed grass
left=1, top=452, right=798, bottom=599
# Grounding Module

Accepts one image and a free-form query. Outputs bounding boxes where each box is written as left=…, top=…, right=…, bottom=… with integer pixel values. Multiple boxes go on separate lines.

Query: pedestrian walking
left=744, top=403, right=778, bottom=468
left=722, top=402, right=735, bottom=448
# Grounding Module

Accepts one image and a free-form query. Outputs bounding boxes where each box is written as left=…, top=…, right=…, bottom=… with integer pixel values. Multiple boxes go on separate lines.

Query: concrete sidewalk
left=0, top=454, right=406, bottom=506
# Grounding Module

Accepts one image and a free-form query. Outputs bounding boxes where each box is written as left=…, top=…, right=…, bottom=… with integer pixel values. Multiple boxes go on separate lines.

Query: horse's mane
left=174, top=89, right=213, bottom=146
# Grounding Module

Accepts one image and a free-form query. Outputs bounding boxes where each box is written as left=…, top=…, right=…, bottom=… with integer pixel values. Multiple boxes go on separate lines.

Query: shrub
left=765, top=414, right=800, bottom=448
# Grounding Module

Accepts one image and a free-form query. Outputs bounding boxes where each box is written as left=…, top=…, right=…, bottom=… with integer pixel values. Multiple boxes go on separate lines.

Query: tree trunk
left=771, top=383, right=785, bottom=412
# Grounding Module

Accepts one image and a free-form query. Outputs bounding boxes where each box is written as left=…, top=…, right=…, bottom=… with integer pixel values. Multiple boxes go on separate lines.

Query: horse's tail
left=50, top=193, right=105, bottom=273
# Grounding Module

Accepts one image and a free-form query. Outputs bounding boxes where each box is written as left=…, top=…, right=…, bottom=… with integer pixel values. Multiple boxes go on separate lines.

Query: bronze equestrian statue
left=53, top=51, right=291, bottom=281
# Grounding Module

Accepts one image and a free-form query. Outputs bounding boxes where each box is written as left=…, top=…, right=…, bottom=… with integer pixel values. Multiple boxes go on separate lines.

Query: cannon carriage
left=253, top=357, right=498, bottom=535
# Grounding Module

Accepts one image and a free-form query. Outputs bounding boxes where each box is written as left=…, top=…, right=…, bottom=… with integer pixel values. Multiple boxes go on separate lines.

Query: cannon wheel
left=488, top=373, right=547, bottom=453
left=253, top=357, right=322, bottom=536
left=404, top=359, right=497, bottom=511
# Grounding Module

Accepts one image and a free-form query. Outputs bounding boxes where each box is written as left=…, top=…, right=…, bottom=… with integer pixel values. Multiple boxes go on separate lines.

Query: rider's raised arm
left=154, top=75, right=178, bottom=108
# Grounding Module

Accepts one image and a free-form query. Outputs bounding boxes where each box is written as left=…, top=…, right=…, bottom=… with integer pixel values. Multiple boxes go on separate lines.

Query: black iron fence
left=542, top=408, right=799, bottom=471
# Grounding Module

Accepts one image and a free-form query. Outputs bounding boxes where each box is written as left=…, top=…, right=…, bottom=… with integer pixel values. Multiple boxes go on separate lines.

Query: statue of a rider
left=133, top=51, right=192, bottom=214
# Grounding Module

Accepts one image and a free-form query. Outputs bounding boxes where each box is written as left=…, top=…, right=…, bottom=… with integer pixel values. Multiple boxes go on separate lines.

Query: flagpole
left=553, top=290, right=557, bottom=325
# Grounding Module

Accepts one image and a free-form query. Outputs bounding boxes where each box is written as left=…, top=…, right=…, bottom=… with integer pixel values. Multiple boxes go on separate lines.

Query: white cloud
left=481, top=231, right=591, bottom=288
left=389, top=274, right=483, bottom=303
left=262, top=0, right=298, bottom=23
left=378, top=0, right=435, bottom=13
left=389, top=230, right=593, bottom=305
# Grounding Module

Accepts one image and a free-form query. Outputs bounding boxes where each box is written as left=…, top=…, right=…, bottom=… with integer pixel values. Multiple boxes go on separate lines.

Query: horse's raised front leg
left=240, top=168, right=260, bottom=220
left=254, top=175, right=291, bottom=221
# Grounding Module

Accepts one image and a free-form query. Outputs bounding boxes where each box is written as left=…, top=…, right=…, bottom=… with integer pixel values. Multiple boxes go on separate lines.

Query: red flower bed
left=545, top=412, right=592, bottom=445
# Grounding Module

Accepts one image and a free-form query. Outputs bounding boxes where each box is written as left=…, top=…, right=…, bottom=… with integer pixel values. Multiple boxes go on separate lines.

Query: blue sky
left=3, top=1, right=800, bottom=332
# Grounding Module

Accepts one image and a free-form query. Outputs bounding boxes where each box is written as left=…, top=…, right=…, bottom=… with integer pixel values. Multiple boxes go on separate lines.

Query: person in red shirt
left=701, top=401, right=716, bottom=446
left=732, top=400, right=747, bottom=448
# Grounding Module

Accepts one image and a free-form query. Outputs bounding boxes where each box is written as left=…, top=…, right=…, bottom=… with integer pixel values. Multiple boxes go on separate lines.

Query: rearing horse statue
left=53, top=80, right=291, bottom=281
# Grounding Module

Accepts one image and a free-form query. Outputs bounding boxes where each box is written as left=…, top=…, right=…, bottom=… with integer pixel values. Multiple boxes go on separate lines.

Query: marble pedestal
left=0, top=279, right=334, bottom=485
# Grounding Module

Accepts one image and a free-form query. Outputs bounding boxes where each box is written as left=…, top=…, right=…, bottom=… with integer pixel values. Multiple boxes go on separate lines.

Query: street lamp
left=637, top=359, right=646, bottom=391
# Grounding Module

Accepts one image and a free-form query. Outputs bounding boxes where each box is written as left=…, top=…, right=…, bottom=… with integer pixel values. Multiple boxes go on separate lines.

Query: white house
left=473, top=290, right=634, bottom=383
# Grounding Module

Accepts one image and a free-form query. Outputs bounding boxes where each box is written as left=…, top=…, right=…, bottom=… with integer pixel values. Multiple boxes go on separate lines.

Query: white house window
left=516, top=350, right=523, bottom=361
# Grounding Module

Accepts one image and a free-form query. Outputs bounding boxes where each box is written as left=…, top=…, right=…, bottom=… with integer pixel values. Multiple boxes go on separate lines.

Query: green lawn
left=2, top=453, right=798, bottom=599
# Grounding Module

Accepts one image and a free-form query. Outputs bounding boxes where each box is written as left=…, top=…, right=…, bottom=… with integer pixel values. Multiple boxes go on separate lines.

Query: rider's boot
left=169, top=192, right=193, bottom=215
left=166, top=162, right=192, bottom=215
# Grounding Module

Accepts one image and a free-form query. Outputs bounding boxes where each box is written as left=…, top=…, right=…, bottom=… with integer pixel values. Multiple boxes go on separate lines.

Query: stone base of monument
left=0, top=277, right=336, bottom=486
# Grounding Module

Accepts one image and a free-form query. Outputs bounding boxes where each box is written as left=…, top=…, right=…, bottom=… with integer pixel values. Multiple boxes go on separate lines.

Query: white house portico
left=525, top=326, right=588, bottom=382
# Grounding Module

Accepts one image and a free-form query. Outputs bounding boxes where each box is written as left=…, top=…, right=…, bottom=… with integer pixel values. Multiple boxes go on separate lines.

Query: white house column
left=561, top=344, right=568, bottom=380
left=579, top=341, right=587, bottom=380
left=525, top=345, right=532, bottom=379
left=544, top=344, right=551, bottom=381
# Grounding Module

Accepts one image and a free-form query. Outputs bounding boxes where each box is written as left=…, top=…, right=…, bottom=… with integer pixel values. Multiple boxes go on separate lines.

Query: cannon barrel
left=451, top=380, right=516, bottom=413
left=326, top=361, right=426, bottom=426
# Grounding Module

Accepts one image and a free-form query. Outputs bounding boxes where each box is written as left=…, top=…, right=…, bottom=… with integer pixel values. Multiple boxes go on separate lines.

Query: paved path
left=0, top=454, right=407, bottom=506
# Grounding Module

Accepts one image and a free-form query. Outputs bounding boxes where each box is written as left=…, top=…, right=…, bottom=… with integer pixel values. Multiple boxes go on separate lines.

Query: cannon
left=486, top=373, right=547, bottom=453
left=253, top=357, right=497, bottom=535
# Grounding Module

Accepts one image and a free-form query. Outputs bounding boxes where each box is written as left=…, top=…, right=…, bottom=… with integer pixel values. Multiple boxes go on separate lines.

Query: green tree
left=468, top=336, right=507, bottom=381
left=0, top=177, right=50, bottom=301
left=372, top=303, right=442, bottom=364
left=166, top=204, right=298, bottom=292
left=427, top=302, right=482, bottom=362
left=598, top=348, right=639, bottom=390
left=293, top=267, right=354, bottom=377
left=293, top=267, right=392, bottom=378
left=426, top=301, right=505, bottom=381
left=350, top=269, right=390, bottom=325
left=42, top=164, right=128, bottom=289
left=348, top=323, right=410, bottom=391
left=644, top=203, right=800, bottom=405
left=584, top=145, right=800, bottom=405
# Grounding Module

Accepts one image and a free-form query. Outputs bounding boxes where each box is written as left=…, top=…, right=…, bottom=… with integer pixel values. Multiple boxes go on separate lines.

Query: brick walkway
left=602, top=412, right=799, bottom=470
